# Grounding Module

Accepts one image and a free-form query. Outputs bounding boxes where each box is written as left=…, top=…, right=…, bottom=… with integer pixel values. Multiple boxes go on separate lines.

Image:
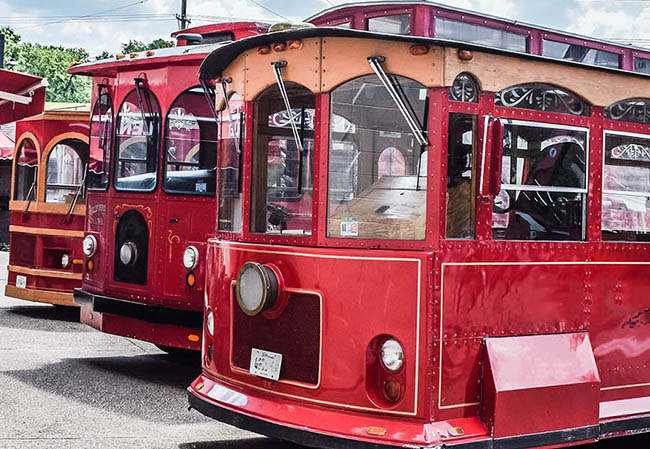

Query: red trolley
left=187, top=11, right=650, bottom=449
left=69, top=22, right=267, bottom=351
left=6, top=109, right=89, bottom=306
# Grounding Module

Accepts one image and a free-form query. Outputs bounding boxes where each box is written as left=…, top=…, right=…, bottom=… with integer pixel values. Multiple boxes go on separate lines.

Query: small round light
left=82, top=235, right=97, bottom=257
left=183, top=246, right=199, bottom=270
left=384, top=379, right=402, bottom=402
left=409, top=44, right=429, bottom=55
left=458, top=49, right=473, bottom=61
left=380, top=338, right=404, bottom=372
left=272, top=42, right=287, bottom=52
left=186, top=271, right=196, bottom=288
left=258, top=45, right=271, bottom=55
left=61, top=254, right=70, bottom=268
left=119, top=241, right=138, bottom=266
left=235, top=262, right=279, bottom=316
left=288, top=40, right=303, bottom=50
left=206, top=309, right=214, bottom=336
left=86, top=259, right=94, bottom=273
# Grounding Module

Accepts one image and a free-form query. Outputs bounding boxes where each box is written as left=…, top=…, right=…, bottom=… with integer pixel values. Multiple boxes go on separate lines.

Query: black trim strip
left=74, top=288, right=202, bottom=328
left=492, top=425, right=598, bottom=449
left=600, top=415, right=650, bottom=436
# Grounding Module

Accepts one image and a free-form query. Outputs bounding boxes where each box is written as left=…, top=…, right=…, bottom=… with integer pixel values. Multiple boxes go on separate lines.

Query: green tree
left=95, top=51, right=113, bottom=61
left=0, top=26, right=91, bottom=103
left=121, top=38, right=173, bottom=54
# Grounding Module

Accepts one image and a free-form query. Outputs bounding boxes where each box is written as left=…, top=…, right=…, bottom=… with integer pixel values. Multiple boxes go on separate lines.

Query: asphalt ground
left=0, top=251, right=648, bottom=449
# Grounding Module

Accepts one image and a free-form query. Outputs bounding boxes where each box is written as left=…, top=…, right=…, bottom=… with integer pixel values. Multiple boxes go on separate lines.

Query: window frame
left=113, top=86, right=162, bottom=193
left=87, top=91, right=114, bottom=191
left=493, top=118, right=590, bottom=242
left=45, top=139, right=87, bottom=204
left=162, top=85, right=218, bottom=197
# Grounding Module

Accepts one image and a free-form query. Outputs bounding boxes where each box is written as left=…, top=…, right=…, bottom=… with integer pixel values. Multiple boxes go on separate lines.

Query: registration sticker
left=340, top=221, right=359, bottom=236
left=250, top=348, right=282, bottom=381
left=16, top=275, right=26, bottom=289
left=195, top=182, right=207, bottom=193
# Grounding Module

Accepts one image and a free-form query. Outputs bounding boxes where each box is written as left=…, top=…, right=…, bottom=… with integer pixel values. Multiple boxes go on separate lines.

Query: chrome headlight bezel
left=119, top=241, right=138, bottom=266
left=82, top=235, right=97, bottom=257
left=235, top=262, right=279, bottom=316
left=206, top=309, right=214, bottom=336
left=183, top=245, right=199, bottom=270
left=61, top=254, right=70, bottom=268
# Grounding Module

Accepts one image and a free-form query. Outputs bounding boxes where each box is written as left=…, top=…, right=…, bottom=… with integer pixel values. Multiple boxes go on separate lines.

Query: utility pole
left=176, top=0, right=190, bottom=30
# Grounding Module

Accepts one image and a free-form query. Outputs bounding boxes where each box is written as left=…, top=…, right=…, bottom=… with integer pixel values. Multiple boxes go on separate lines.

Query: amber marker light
left=186, top=271, right=197, bottom=288
left=116, top=54, right=125, bottom=60
left=384, top=379, right=402, bottom=402
left=258, top=45, right=271, bottom=55
left=129, top=53, right=138, bottom=58
left=86, top=259, right=95, bottom=273
left=366, top=427, right=387, bottom=436
left=146, top=51, right=154, bottom=57
left=458, top=49, right=473, bottom=61
left=72, top=258, right=84, bottom=266
left=188, top=334, right=200, bottom=342
left=288, top=40, right=303, bottom=50
left=409, top=44, right=428, bottom=55
left=273, top=42, right=287, bottom=52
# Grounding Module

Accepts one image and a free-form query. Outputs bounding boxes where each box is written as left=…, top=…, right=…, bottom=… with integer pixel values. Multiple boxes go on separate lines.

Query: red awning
left=0, top=129, right=13, bottom=160
left=0, top=69, right=47, bottom=124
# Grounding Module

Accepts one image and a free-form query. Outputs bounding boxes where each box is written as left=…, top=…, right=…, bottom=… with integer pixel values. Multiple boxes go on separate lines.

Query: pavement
left=0, top=250, right=647, bottom=449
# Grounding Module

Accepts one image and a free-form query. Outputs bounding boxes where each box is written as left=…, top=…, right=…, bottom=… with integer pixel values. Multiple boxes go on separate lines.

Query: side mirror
left=488, top=117, right=504, bottom=197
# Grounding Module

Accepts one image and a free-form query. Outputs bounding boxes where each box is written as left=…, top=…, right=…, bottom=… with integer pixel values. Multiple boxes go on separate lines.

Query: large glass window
left=250, top=83, right=315, bottom=235
left=114, top=86, right=161, bottom=191
left=368, top=14, right=410, bottom=35
left=14, top=138, right=38, bottom=201
left=46, top=140, right=87, bottom=203
left=492, top=121, right=588, bottom=241
left=88, top=91, right=113, bottom=190
left=218, top=93, right=245, bottom=232
left=447, top=114, right=476, bottom=239
left=543, top=40, right=620, bottom=69
left=163, top=86, right=217, bottom=196
left=602, top=132, right=650, bottom=241
left=435, top=18, right=527, bottom=52
left=635, top=57, right=650, bottom=75
left=327, top=74, right=428, bottom=240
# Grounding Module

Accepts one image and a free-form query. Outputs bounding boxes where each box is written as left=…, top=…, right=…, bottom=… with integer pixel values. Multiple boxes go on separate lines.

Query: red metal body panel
left=482, top=333, right=600, bottom=438
left=6, top=112, right=89, bottom=306
left=0, top=69, right=46, bottom=124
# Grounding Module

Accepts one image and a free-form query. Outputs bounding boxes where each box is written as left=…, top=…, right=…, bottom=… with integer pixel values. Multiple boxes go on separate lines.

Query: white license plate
left=250, top=348, right=282, bottom=381
left=16, top=275, right=26, bottom=289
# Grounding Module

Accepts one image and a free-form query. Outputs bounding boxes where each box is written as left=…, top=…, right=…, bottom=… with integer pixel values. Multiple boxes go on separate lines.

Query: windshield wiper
left=134, top=78, right=154, bottom=147
left=219, top=78, right=246, bottom=194
left=96, top=84, right=107, bottom=150
left=65, top=163, right=87, bottom=220
left=24, top=167, right=37, bottom=214
left=271, top=61, right=303, bottom=152
left=367, top=56, right=428, bottom=147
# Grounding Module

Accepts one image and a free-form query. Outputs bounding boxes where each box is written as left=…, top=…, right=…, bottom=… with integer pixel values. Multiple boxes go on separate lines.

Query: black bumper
left=189, top=387, right=650, bottom=449
left=74, top=288, right=202, bottom=329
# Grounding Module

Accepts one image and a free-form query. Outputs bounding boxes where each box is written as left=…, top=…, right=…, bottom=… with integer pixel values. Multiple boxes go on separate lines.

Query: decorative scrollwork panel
left=495, top=83, right=589, bottom=116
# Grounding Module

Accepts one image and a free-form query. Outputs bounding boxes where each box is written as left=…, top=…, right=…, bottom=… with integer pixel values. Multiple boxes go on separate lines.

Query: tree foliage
left=0, top=26, right=91, bottom=103
left=121, top=38, right=173, bottom=54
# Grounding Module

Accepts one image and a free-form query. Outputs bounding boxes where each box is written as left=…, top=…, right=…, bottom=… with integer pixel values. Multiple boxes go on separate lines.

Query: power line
left=245, top=0, right=289, bottom=21
left=14, top=0, right=152, bottom=30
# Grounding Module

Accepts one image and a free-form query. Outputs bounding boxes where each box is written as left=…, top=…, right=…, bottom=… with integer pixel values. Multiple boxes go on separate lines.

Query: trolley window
left=435, top=18, right=527, bottom=52
left=46, top=140, right=88, bottom=204
left=163, top=86, right=218, bottom=196
left=114, top=85, right=161, bottom=192
left=492, top=121, right=588, bottom=241
left=543, top=40, right=620, bottom=69
left=14, top=138, right=38, bottom=201
left=447, top=114, right=477, bottom=239
left=327, top=74, right=428, bottom=240
left=602, top=131, right=650, bottom=241
left=88, top=90, right=113, bottom=190
left=368, top=14, right=410, bottom=35
left=250, top=83, right=315, bottom=235
left=218, top=92, right=245, bottom=232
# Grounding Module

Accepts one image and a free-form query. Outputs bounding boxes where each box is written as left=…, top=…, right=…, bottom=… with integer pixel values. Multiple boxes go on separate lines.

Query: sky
left=2, top=0, right=650, bottom=58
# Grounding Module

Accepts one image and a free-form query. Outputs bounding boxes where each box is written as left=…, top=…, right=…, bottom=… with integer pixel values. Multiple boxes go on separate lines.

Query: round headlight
left=119, top=241, right=138, bottom=266
left=82, top=235, right=97, bottom=257
left=206, top=309, right=214, bottom=336
left=61, top=254, right=70, bottom=268
left=235, top=262, right=279, bottom=316
left=183, top=246, right=199, bottom=270
left=380, top=338, right=404, bottom=372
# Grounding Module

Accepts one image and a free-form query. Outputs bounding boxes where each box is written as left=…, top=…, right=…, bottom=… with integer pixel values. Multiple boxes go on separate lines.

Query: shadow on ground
left=1, top=304, right=84, bottom=332
left=7, top=353, right=204, bottom=424
left=179, top=438, right=305, bottom=449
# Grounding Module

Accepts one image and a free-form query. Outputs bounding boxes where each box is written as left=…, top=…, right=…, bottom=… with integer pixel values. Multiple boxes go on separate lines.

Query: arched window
left=605, top=98, right=650, bottom=124
left=496, top=83, right=590, bottom=116
left=250, top=83, right=315, bottom=235
left=163, top=86, right=217, bottom=196
left=449, top=72, right=479, bottom=103
left=114, top=86, right=161, bottom=191
left=218, top=92, right=245, bottom=232
left=88, top=90, right=113, bottom=190
left=327, top=74, right=429, bottom=240
left=46, top=139, right=88, bottom=203
left=14, top=138, right=38, bottom=201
